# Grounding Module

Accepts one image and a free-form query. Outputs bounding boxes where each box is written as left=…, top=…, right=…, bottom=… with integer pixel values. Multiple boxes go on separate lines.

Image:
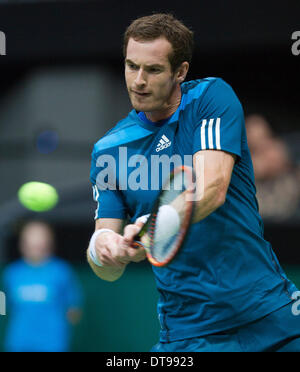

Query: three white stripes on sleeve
left=200, top=118, right=221, bottom=150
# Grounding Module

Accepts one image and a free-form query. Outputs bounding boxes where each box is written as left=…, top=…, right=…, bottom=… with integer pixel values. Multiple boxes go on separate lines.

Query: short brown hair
left=123, top=13, right=194, bottom=72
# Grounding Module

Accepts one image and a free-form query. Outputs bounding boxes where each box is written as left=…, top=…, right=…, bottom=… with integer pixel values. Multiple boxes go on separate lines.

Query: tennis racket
left=133, top=165, right=196, bottom=267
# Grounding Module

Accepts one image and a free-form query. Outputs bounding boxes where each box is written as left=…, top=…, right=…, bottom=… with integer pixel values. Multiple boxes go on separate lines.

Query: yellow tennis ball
left=18, top=182, right=59, bottom=212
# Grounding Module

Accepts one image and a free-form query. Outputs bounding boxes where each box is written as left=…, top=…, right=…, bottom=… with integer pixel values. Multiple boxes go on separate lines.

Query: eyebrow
left=125, top=59, right=137, bottom=66
left=125, top=59, right=165, bottom=69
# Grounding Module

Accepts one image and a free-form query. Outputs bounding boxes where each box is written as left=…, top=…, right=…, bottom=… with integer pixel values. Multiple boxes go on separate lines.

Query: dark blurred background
left=0, top=0, right=299, bottom=351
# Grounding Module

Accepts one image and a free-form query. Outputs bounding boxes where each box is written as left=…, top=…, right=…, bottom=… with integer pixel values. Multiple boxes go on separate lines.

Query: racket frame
left=134, top=165, right=195, bottom=267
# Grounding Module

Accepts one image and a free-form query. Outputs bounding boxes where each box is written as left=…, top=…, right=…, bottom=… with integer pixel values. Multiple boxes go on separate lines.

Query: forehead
left=21, top=223, right=52, bottom=240
left=126, top=37, right=172, bottom=65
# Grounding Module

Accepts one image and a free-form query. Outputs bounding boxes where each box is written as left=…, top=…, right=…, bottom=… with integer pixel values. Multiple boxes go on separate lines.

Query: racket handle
left=132, top=241, right=145, bottom=249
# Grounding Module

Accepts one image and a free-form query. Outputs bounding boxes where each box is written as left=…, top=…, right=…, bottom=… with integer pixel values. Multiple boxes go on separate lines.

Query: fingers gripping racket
left=133, top=165, right=196, bottom=267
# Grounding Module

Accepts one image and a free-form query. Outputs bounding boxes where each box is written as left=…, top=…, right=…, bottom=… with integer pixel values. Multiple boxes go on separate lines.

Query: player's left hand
left=123, top=223, right=147, bottom=263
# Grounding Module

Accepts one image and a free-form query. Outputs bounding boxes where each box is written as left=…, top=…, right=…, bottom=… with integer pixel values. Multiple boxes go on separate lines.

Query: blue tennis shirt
left=3, top=257, right=82, bottom=351
left=90, top=77, right=297, bottom=342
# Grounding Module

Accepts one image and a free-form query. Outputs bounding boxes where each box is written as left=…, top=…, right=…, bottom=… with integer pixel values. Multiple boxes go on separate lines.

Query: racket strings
left=149, top=170, right=191, bottom=262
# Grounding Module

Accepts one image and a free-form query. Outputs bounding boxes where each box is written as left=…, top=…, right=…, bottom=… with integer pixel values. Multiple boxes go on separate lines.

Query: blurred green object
left=1, top=264, right=299, bottom=352
left=18, top=182, right=59, bottom=212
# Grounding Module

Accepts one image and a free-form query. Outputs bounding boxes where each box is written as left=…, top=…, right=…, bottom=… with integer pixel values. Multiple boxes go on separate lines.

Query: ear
left=175, top=62, right=189, bottom=84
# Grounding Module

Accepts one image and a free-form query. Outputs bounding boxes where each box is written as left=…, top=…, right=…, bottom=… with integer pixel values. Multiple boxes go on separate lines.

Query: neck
left=24, top=257, right=49, bottom=266
left=145, top=84, right=182, bottom=122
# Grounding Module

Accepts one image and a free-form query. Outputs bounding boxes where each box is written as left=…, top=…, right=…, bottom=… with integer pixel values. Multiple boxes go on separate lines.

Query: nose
left=134, top=68, right=146, bottom=88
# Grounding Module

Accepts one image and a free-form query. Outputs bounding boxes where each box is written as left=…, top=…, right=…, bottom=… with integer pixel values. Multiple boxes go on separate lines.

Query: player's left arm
left=191, top=149, right=236, bottom=223
left=170, top=149, right=236, bottom=224
left=191, top=79, right=243, bottom=222
left=173, top=78, right=242, bottom=223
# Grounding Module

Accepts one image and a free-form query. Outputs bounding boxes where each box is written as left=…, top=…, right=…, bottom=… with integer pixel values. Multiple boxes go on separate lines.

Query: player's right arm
left=87, top=218, right=146, bottom=282
left=89, top=142, right=146, bottom=281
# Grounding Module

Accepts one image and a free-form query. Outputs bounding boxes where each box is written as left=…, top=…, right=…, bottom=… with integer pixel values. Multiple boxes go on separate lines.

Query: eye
left=149, top=67, right=161, bottom=73
left=128, top=62, right=138, bottom=70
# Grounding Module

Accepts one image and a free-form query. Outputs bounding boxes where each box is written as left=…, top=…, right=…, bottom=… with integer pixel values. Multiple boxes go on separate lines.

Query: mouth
left=132, top=90, right=151, bottom=98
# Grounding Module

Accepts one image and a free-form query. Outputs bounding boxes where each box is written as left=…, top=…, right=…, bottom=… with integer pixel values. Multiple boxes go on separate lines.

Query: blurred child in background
left=3, top=220, right=83, bottom=352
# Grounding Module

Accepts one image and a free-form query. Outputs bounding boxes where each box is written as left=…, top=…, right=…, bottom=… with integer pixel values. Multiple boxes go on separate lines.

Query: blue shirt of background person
left=3, top=221, right=82, bottom=352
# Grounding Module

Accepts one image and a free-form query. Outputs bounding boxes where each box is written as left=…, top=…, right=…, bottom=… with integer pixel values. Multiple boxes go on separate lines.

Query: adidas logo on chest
left=155, top=135, right=172, bottom=152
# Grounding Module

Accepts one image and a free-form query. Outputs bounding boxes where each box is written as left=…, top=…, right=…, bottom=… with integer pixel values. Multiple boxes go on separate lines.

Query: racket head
left=135, top=165, right=195, bottom=267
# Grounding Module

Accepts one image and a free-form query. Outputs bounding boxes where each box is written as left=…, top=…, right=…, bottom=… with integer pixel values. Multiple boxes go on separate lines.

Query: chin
left=132, top=101, right=159, bottom=113
left=132, top=102, right=150, bottom=112
left=129, top=95, right=152, bottom=112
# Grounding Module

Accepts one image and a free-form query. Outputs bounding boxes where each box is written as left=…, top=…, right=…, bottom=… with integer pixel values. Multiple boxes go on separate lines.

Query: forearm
left=183, top=150, right=233, bottom=223
left=171, top=178, right=225, bottom=224
left=86, top=218, right=127, bottom=282
left=87, top=251, right=126, bottom=282
left=192, top=181, right=225, bottom=223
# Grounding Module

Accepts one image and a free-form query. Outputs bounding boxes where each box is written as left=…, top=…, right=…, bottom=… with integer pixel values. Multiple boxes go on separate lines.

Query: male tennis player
left=87, top=13, right=300, bottom=351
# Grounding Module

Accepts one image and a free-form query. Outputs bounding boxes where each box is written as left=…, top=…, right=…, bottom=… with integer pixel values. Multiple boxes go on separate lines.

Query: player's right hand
left=94, top=230, right=146, bottom=268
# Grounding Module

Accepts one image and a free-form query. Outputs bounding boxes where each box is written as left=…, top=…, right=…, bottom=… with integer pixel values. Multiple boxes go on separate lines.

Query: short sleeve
left=193, top=79, right=244, bottom=159
left=92, top=185, right=128, bottom=220
left=90, top=145, right=128, bottom=220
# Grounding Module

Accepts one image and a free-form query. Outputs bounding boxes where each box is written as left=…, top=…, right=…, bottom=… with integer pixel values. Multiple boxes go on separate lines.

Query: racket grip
left=132, top=241, right=145, bottom=249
